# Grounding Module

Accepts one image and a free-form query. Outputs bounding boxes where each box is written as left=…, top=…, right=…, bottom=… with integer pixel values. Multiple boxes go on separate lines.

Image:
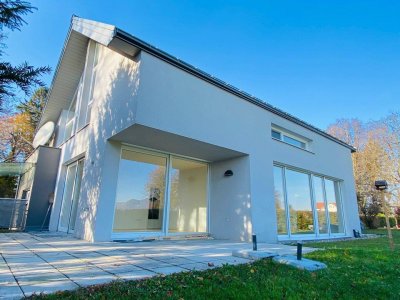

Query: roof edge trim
left=114, top=28, right=356, bottom=152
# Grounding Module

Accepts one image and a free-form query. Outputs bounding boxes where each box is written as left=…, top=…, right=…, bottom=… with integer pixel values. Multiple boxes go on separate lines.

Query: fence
left=0, top=198, right=28, bottom=230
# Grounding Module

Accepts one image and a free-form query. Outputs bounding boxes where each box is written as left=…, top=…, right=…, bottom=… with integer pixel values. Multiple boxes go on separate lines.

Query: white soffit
left=71, top=17, right=115, bottom=46
left=38, top=17, right=116, bottom=128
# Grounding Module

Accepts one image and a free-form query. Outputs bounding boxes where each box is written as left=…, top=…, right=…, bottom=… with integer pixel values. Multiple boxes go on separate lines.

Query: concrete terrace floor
left=0, top=232, right=315, bottom=299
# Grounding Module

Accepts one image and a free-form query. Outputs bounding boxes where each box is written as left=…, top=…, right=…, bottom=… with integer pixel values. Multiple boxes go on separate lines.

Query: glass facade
left=113, top=148, right=208, bottom=236
left=273, top=167, right=287, bottom=234
left=273, top=165, right=344, bottom=238
left=168, top=157, right=208, bottom=233
left=113, top=150, right=167, bottom=232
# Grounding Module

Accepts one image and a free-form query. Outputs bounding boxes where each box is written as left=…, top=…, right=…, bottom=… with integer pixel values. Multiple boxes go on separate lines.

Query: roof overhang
left=39, top=16, right=356, bottom=153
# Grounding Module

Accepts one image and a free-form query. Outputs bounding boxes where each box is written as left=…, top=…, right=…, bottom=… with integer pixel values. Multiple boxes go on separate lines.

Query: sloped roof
left=39, top=16, right=356, bottom=152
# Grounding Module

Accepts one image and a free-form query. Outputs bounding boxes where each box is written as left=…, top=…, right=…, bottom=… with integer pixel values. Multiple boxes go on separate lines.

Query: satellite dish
left=33, top=121, right=55, bottom=148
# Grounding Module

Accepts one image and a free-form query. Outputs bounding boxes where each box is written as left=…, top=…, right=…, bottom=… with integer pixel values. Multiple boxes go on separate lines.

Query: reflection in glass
left=273, top=166, right=287, bottom=234
left=69, top=160, right=84, bottom=231
left=59, top=164, right=77, bottom=231
left=59, top=159, right=84, bottom=232
left=285, top=169, right=314, bottom=235
left=325, top=179, right=344, bottom=233
left=168, top=157, right=207, bottom=233
left=313, top=176, right=328, bottom=234
left=113, top=150, right=166, bottom=232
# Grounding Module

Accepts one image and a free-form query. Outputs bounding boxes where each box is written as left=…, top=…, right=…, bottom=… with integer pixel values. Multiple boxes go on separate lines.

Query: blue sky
left=5, top=0, right=400, bottom=129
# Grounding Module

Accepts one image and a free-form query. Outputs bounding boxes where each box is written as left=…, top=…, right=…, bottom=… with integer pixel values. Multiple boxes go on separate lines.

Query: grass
left=31, top=230, right=400, bottom=300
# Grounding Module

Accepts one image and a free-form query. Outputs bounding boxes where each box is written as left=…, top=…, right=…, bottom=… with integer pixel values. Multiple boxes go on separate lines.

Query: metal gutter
left=114, top=28, right=356, bottom=152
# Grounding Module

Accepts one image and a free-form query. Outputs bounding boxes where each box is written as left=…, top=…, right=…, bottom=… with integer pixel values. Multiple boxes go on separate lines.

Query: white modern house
left=29, top=16, right=360, bottom=243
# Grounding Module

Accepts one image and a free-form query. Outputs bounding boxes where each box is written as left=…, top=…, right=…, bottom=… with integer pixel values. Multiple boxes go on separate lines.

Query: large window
left=285, top=169, right=314, bottom=235
left=113, top=150, right=167, bottom=232
left=273, top=167, right=287, bottom=234
left=273, top=165, right=345, bottom=238
left=113, top=148, right=208, bottom=237
left=62, top=41, right=99, bottom=143
left=168, top=157, right=208, bottom=233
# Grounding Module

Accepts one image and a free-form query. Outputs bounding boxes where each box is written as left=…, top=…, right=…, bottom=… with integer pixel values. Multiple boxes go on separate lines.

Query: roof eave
left=114, top=28, right=356, bottom=152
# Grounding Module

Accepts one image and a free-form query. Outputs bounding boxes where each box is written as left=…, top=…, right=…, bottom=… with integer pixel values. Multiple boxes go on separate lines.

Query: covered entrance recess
left=112, top=146, right=208, bottom=240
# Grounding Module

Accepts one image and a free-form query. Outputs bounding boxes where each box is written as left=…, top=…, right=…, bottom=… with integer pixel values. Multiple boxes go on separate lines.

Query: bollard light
left=297, top=241, right=303, bottom=260
left=252, top=234, right=257, bottom=251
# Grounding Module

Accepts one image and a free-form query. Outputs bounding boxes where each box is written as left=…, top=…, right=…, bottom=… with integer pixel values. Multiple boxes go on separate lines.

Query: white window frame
left=271, top=125, right=310, bottom=151
left=111, top=144, right=210, bottom=241
left=273, top=163, right=346, bottom=240
left=63, top=81, right=82, bottom=142
left=85, top=42, right=99, bottom=126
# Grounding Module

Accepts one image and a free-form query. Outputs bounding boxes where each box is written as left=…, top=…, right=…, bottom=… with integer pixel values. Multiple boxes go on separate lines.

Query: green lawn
left=33, top=230, right=400, bottom=300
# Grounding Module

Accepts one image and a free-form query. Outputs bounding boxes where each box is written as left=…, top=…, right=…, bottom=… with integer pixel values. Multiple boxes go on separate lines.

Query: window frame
left=273, top=163, right=346, bottom=240
left=271, top=126, right=310, bottom=151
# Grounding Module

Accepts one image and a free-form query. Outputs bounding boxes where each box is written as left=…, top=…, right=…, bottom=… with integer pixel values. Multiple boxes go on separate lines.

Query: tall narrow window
left=64, top=93, right=77, bottom=140
left=285, top=169, right=314, bottom=235
left=168, top=157, right=208, bottom=233
left=313, top=176, right=328, bottom=234
left=273, top=166, right=287, bottom=235
left=113, top=150, right=167, bottom=233
left=77, top=41, right=98, bottom=129
left=59, top=159, right=84, bottom=233
left=325, top=179, right=344, bottom=234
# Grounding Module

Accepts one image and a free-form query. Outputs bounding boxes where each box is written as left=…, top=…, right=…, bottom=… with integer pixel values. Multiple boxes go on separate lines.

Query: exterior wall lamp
left=375, top=180, right=388, bottom=190
left=224, top=170, right=233, bottom=177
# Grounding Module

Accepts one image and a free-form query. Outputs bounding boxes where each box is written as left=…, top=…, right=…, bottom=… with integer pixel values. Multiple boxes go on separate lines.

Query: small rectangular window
left=283, top=135, right=306, bottom=149
left=271, top=130, right=281, bottom=140
left=271, top=125, right=310, bottom=150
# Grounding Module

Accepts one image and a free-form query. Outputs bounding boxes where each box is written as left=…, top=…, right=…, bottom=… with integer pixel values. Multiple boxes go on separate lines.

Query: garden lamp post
left=374, top=180, right=394, bottom=250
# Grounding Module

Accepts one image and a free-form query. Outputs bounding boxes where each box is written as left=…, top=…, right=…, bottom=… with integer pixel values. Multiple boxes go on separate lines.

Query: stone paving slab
left=272, top=255, right=327, bottom=271
left=0, top=284, right=24, bottom=300
left=0, top=232, right=316, bottom=298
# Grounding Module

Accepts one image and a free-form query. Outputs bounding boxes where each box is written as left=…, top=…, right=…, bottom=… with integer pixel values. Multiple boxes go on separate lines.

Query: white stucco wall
left=49, top=40, right=359, bottom=242
left=131, top=51, right=359, bottom=242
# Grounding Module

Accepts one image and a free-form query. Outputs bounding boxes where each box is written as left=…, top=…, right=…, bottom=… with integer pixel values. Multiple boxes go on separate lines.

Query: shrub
left=377, top=214, right=396, bottom=228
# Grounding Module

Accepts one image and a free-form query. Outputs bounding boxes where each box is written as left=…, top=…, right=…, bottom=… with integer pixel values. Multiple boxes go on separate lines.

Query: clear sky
left=5, top=0, right=400, bottom=130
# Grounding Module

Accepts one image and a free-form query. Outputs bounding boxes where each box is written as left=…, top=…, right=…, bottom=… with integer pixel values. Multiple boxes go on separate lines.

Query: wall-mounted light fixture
left=375, top=180, right=388, bottom=190
left=224, top=170, right=233, bottom=177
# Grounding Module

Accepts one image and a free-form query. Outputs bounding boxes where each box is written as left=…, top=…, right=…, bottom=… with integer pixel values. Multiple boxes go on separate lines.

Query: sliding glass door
left=273, top=165, right=345, bottom=239
left=168, top=157, right=208, bottom=234
left=113, top=149, right=167, bottom=233
left=59, top=159, right=84, bottom=233
left=112, top=147, right=208, bottom=238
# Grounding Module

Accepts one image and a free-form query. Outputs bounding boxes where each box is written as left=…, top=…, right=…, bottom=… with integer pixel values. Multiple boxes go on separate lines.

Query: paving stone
left=96, top=262, right=142, bottom=274
left=0, top=274, right=17, bottom=286
left=179, top=262, right=210, bottom=271
left=152, top=266, right=188, bottom=275
left=0, top=232, right=319, bottom=297
left=15, top=271, right=67, bottom=284
left=0, top=284, right=24, bottom=300
left=217, top=255, right=251, bottom=265
left=116, top=269, right=156, bottom=281
left=272, top=255, right=327, bottom=271
left=68, top=272, right=119, bottom=287
left=20, top=280, right=78, bottom=296
left=153, top=256, right=194, bottom=265
left=232, top=249, right=278, bottom=260
left=134, top=261, right=173, bottom=270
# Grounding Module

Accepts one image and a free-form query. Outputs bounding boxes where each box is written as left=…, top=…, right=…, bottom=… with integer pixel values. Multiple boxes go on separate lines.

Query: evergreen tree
left=0, top=1, right=50, bottom=111
left=17, top=86, right=47, bottom=129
